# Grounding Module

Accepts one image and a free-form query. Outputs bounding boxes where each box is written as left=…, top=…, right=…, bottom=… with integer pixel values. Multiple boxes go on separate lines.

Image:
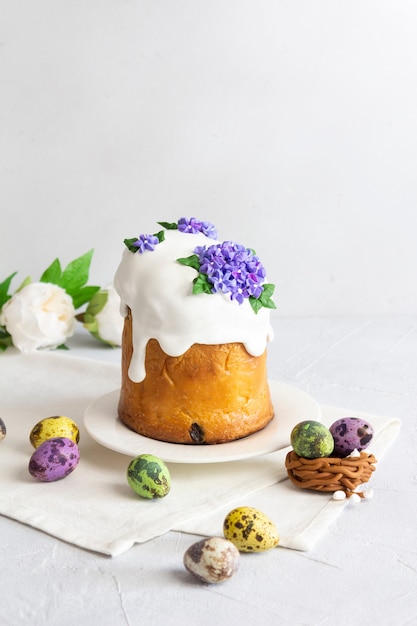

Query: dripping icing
left=114, top=230, right=274, bottom=382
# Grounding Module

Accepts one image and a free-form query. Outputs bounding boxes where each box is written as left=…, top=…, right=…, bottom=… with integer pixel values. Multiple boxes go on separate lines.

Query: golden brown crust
left=118, top=310, right=274, bottom=444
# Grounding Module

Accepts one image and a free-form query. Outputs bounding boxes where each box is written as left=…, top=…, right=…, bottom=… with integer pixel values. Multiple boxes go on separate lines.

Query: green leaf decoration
left=40, top=258, right=62, bottom=284
left=177, top=254, right=200, bottom=272
left=155, top=230, right=165, bottom=243
left=249, top=296, right=263, bottom=314
left=58, top=249, right=94, bottom=295
left=192, top=273, right=213, bottom=295
left=261, top=283, right=275, bottom=298
left=258, top=283, right=277, bottom=310
left=157, top=221, right=178, bottom=230
left=0, top=272, right=17, bottom=310
left=124, top=237, right=139, bottom=252
left=249, top=284, right=276, bottom=313
left=71, top=285, right=101, bottom=310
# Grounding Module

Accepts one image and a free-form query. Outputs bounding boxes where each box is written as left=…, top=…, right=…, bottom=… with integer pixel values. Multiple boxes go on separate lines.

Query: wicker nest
left=285, top=450, right=377, bottom=498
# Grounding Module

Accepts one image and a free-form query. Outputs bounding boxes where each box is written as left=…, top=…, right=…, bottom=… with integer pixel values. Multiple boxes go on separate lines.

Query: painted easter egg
left=127, top=454, right=171, bottom=499
left=329, top=417, right=374, bottom=457
left=28, top=437, right=80, bottom=482
left=290, top=420, right=334, bottom=459
left=223, top=506, right=279, bottom=552
left=184, top=537, right=240, bottom=583
left=30, top=415, right=80, bottom=449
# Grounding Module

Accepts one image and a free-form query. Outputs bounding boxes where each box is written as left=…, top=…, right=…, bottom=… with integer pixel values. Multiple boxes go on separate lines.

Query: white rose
left=0, top=282, right=75, bottom=351
left=77, top=284, right=123, bottom=347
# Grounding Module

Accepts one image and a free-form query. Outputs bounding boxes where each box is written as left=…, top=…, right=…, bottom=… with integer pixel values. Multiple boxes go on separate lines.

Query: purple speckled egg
left=329, top=417, right=374, bottom=457
left=28, top=437, right=80, bottom=482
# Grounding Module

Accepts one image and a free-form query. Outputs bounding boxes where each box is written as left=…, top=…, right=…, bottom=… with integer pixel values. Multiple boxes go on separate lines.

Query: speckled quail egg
left=329, top=416, right=374, bottom=457
left=223, top=506, right=280, bottom=552
left=184, top=536, right=240, bottom=583
left=127, top=454, right=171, bottom=499
left=30, top=415, right=80, bottom=449
left=290, top=420, right=334, bottom=459
left=0, top=418, right=6, bottom=441
left=28, top=437, right=80, bottom=482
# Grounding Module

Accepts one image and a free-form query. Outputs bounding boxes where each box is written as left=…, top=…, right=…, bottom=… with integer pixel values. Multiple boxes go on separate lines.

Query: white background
left=1, top=0, right=416, bottom=316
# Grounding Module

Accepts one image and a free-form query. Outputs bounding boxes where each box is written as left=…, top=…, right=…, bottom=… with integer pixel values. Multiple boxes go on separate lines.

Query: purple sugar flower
left=209, top=269, right=235, bottom=294
left=178, top=217, right=218, bottom=239
left=229, top=285, right=246, bottom=305
left=193, top=240, right=267, bottom=304
left=177, top=235, right=275, bottom=312
left=197, top=244, right=226, bottom=275
left=131, top=234, right=160, bottom=253
left=246, top=273, right=264, bottom=299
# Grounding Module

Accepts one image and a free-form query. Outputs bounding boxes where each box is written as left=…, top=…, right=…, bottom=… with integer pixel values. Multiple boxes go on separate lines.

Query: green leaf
left=258, top=283, right=277, bottom=310
left=84, top=290, right=109, bottom=317
left=15, top=276, right=32, bottom=292
left=82, top=312, right=97, bottom=325
left=124, top=237, right=139, bottom=252
left=154, top=230, right=165, bottom=243
left=157, top=221, right=178, bottom=230
left=0, top=326, right=13, bottom=350
left=40, top=258, right=62, bottom=285
left=261, top=283, right=276, bottom=299
left=58, top=250, right=94, bottom=295
left=249, top=284, right=276, bottom=314
left=177, top=254, right=200, bottom=272
left=71, top=285, right=101, bottom=310
left=192, top=273, right=213, bottom=295
left=76, top=310, right=98, bottom=330
left=249, top=296, right=263, bottom=314
left=0, top=272, right=17, bottom=309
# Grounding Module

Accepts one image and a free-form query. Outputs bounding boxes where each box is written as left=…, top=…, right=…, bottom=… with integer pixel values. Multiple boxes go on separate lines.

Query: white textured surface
left=0, top=316, right=415, bottom=625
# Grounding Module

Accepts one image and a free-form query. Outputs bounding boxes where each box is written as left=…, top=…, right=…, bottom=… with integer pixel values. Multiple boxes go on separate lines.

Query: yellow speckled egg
left=30, top=416, right=80, bottom=449
left=223, top=506, right=280, bottom=552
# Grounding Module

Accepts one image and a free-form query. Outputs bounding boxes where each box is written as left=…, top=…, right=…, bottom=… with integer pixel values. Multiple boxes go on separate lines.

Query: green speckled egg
left=127, top=454, right=171, bottom=499
left=30, top=416, right=80, bottom=449
left=290, top=420, right=334, bottom=459
left=223, top=506, right=280, bottom=552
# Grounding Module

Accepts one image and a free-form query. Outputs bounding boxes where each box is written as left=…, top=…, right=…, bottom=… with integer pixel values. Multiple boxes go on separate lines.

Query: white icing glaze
left=114, top=230, right=274, bottom=382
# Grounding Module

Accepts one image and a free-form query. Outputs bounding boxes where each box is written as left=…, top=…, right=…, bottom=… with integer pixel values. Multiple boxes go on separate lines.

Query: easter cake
left=114, top=218, right=276, bottom=444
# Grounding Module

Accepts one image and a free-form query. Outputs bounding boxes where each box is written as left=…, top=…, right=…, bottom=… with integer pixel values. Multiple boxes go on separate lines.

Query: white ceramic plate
left=84, top=380, right=320, bottom=464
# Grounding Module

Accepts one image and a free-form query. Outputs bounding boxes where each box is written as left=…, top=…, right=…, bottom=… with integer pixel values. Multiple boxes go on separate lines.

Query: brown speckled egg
left=0, top=418, right=6, bottom=441
left=184, top=537, right=240, bottom=583
left=28, top=437, right=80, bottom=482
left=30, top=416, right=80, bottom=449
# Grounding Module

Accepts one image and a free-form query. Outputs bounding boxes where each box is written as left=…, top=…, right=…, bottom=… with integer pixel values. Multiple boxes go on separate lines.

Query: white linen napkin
left=0, top=350, right=400, bottom=557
